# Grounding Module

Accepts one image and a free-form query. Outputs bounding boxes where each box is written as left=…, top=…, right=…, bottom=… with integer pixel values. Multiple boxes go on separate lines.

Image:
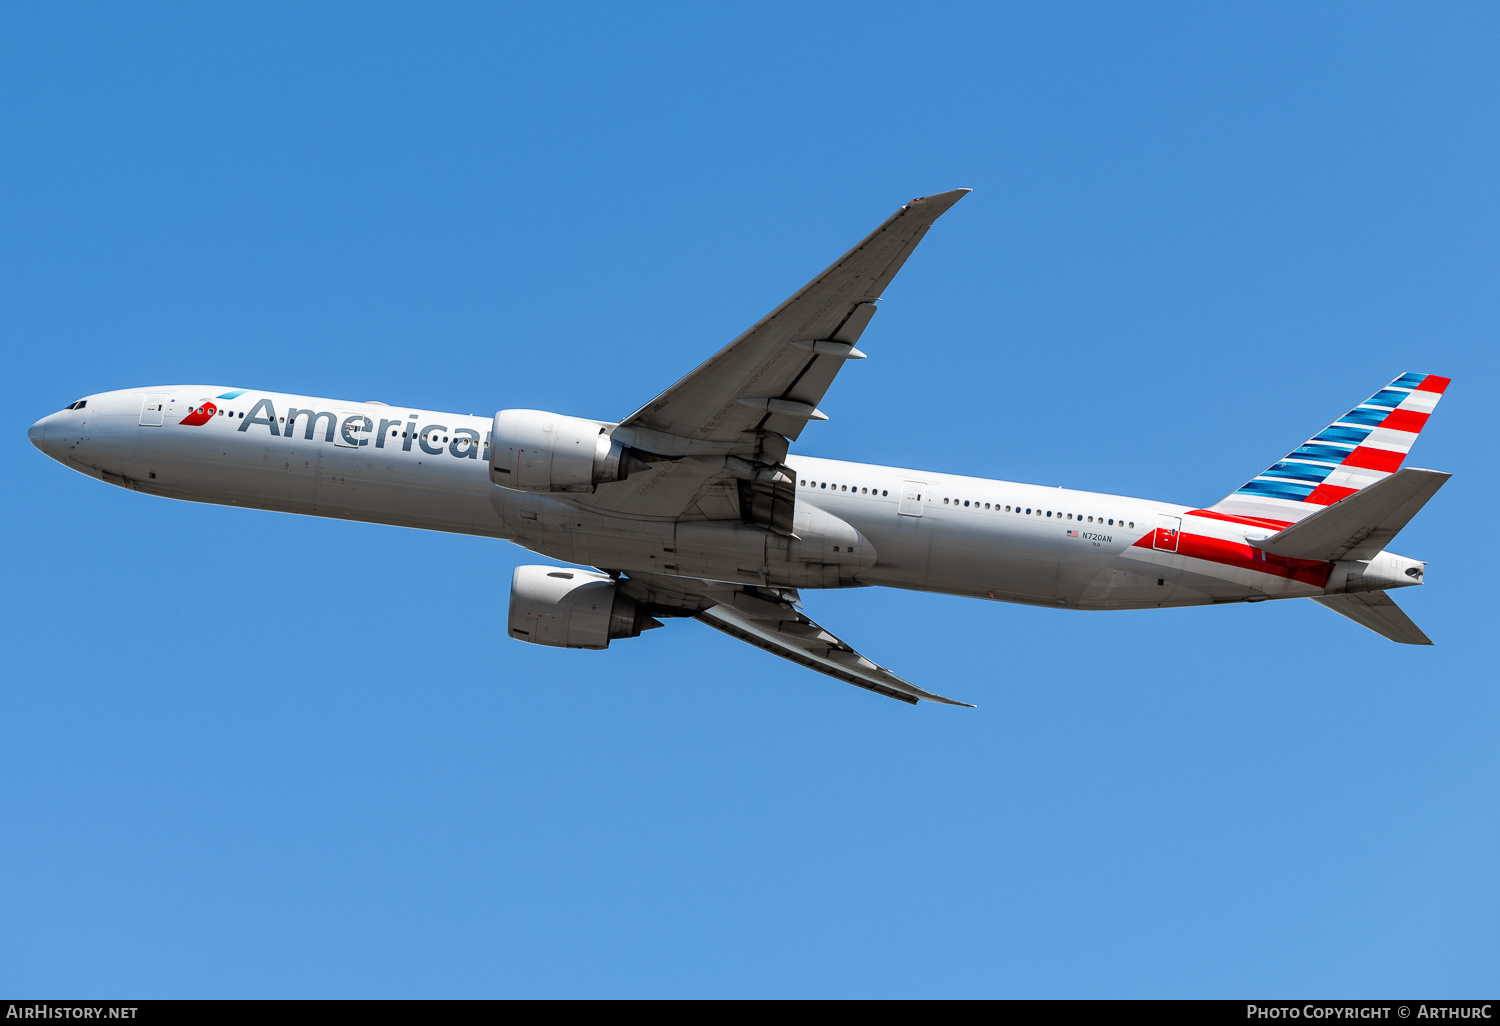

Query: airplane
left=27, top=189, right=1451, bottom=708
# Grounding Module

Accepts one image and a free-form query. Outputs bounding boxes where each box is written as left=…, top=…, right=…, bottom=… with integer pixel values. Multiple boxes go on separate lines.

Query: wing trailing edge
left=612, top=569, right=973, bottom=707
left=696, top=603, right=974, bottom=707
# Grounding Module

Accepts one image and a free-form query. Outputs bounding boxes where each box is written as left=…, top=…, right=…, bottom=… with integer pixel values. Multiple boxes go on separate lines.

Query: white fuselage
left=29, top=386, right=1422, bottom=611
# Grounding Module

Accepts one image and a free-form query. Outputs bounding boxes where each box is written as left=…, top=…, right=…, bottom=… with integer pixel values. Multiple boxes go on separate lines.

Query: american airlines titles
left=235, top=398, right=488, bottom=461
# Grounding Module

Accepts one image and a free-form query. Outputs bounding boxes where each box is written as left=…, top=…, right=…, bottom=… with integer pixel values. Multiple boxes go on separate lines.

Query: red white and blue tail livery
left=1210, top=372, right=1450, bottom=526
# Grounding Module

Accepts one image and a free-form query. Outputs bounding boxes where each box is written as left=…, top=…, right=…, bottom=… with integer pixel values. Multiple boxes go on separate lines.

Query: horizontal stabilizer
left=1257, top=467, right=1450, bottom=562
left=1312, top=591, right=1432, bottom=645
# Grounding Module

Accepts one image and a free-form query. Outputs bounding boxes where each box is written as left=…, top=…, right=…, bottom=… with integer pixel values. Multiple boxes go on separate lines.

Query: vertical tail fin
left=1209, top=373, right=1450, bottom=525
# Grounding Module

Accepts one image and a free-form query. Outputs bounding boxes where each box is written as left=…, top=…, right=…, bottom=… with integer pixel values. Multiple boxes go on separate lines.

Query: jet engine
left=489, top=409, right=651, bottom=493
left=507, top=565, right=663, bottom=649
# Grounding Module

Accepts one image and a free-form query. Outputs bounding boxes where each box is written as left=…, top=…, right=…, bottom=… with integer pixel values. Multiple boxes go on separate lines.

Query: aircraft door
left=898, top=481, right=926, bottom=517
left=139, top=394, right=168, bottom=426
left=1153, top=514, right=1181, bottom=553
left=334, top=412, right=371, bottom=448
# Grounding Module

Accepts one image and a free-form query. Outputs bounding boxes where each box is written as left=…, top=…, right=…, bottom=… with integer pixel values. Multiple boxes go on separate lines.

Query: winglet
left=906, top=189, right=972, bottom=217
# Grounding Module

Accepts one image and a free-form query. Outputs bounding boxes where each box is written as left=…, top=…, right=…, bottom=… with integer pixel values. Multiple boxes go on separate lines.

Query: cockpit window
left=64, top=400, right=87, bottom=411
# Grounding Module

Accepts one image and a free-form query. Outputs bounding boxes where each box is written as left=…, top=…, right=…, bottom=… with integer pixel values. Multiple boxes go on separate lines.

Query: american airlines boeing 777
left=28, top=190, right=1450, bottom=706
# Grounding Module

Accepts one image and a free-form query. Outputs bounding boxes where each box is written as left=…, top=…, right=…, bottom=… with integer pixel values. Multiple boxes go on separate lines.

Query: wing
left=587, top=190, right=970, bottom=528
left=615, top=570, right=973, bottom=707
left=620, top=188, right=970, bottom=444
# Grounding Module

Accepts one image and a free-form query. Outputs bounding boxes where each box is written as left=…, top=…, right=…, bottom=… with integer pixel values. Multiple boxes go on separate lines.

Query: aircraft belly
left=1119, top=545, right=1322, bottom=601
left=852, top=512, right=930, bottom=580
left=97, top=420, right=506, bottom=538
left=845, top=500, right=1227, bottom=610
left=854, top=508, right=1069, bottom=604
left=310, top=470, right=495, bottom=533
left=1076, top=569, right=1211, bottom=609
left=489, top=489, right=669, bottom=569
left=497, top=493, right=882, bottom=589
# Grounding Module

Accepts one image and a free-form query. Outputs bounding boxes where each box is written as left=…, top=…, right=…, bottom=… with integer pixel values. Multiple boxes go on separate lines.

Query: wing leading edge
left=586, top=190, right=970, bottom=529
left=619, top=189, right=971, bottom=445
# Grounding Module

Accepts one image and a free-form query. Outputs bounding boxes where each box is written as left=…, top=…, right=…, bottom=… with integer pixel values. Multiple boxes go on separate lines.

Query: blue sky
left=2, top=2, right=1496, bottom=997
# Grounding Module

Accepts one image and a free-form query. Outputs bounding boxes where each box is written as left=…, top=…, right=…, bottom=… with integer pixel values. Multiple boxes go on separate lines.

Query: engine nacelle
left=490, top=409, right=647, bottom=493
left=507, top=565, right=661, bottom=649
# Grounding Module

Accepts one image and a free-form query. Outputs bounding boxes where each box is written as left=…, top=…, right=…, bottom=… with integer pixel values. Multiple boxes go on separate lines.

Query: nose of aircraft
left=28, top=413, right=70, bottom=463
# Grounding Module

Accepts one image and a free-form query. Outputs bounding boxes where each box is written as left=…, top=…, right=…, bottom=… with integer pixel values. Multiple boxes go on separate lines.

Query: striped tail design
left=1209, top=372, right=1450, bottom=526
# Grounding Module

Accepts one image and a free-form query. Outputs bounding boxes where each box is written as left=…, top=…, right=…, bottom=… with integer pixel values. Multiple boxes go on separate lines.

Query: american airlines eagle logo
left=180, top=401, right=217, bottom=426
left=180, top=390, right=246, bottom=426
